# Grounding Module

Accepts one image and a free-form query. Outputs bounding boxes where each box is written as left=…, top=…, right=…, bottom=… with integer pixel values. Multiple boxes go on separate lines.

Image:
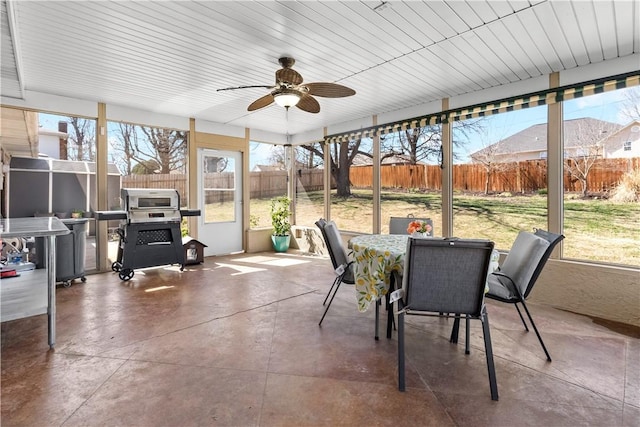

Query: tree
left=620, top=87, right=640, bottom=122
left=65, top=117, right=96, bottom=161
left=382, top=120, right=485, bottom=166
left=469, top=125, right=515, bottom=195
left=472, top=142, right=512, bottom=195
left=299, top=138, right=369, bottom=197
left=267, top=145, right=287, bottom=170
left=139, top=126, right=186, bottom=174
left=564, top=119, right=618, bottom=198
left=111, top=123, right=137, bottom=175
left=298, top=120, right=484, bottom=197
left=109, top=123, right=187, bottom=175
left=381, top=126, right=442, bottom=165
left=131, top=159, right=161, bottom=174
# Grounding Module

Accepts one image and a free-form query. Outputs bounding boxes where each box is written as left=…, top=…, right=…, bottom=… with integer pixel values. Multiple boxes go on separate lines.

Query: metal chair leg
left=375, top=298, right=380, bottom=340
left=465, top=315, right=471, bottom=355
left=481, top=309, right=499, bottom=401
left=514, top=303, right=529, bottom=331
left=398, top=311, right=406, bottom=392
left=450, top=315, right=461, bottom=344
left=520, top=299, right=552, bottom=362
left=319, top=274, right=345, bottom=326
left=323, top=276, right=340, bottom=306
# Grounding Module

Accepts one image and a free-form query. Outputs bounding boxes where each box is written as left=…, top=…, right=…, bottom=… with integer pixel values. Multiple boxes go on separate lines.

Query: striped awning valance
left=323, top=71, right=639, bottom=144
left=324, top=114, right=440, bottom=144
left=448, top=72, right=640, bottom=122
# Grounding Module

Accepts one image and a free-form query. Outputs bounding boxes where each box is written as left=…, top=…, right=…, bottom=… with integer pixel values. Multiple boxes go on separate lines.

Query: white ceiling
left=1, top=0, right=639, bottom=144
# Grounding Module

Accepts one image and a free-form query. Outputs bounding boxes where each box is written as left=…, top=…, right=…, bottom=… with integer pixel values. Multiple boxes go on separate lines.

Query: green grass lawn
left=247, top=189, right=640, bottom=267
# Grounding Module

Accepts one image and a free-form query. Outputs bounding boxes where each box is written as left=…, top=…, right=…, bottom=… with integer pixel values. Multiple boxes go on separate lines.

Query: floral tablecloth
left=349, top=234, right=500, bottom=313
left=349, top=234, right=409, bottom=312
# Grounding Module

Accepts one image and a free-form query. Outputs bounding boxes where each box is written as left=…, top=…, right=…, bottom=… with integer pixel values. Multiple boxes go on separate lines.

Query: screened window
left=248, top=141, right=288, bottom=229
left=453, top=106, right=548, bottom=250
left=562, top=86, right=639, bottom=266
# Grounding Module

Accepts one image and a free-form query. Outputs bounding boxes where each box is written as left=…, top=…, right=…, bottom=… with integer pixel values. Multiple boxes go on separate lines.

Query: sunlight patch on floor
left=214, top=262, right=267, bottom=275
left=231, top=255, right=312, bottom=267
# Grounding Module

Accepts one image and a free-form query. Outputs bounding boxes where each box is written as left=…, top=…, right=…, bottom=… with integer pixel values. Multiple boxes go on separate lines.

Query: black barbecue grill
left=96, top=188, right=200, bottom=281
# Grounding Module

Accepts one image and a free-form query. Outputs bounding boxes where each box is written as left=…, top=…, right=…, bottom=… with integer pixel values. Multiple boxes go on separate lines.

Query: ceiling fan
left=216, top=57, right=356, bottom=114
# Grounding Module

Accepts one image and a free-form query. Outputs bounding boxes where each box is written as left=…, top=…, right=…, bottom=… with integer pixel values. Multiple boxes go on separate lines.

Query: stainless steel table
left=1, top=217, right=70, bottom=349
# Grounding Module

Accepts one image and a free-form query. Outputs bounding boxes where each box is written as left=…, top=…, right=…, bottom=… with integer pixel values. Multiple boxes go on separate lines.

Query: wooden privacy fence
left=122, top=169, right=325, bottom=203
left=350, top=157, right=640, bottom=194
left=121, top=158, right=638, bottom=200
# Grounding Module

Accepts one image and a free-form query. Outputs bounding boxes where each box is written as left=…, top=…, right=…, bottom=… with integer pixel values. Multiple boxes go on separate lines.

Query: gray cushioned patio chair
left=393, top=237, right=498, bottom=401
left=315, top=219, right=355, bottom=326
left=486, top=228, right=564, bottom=362
left=389, top=215, right=434, bottom=236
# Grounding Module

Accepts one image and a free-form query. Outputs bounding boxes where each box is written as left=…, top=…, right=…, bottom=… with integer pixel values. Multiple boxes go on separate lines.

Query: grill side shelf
left=180, top=209, right=201, bottom=217
left=95, top=210, right=127, bottom=221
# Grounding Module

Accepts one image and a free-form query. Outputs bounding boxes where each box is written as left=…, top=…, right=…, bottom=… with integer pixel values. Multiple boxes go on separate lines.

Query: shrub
left=270, top=196, right=292, bottom=235
left=610, top=169, right=640, bottom=203
left=249, top=214, right=260, bottom=228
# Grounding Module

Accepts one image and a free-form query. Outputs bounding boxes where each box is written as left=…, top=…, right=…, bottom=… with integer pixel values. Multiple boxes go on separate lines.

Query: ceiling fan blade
left=276, top=68, right=303, bottom=85
left=217, top=85, right=273, bottom=92
left=248, top=93, right=275, bottom=111
left=304, top=82, right=355, bottom=98
left=296, top=94, right=320, bottom=114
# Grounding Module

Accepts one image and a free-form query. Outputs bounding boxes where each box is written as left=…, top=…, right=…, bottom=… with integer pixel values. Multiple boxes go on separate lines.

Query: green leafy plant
left=249, top=214, right=260, bottom=228
left=181, top=218, right=189, bottom=237
left=270, top=196, right=291, bottom=236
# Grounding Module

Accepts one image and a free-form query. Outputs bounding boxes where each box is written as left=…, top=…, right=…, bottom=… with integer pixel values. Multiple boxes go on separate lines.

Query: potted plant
left=71, top=209, right=84, bottom=219
left=270, top=196, right=291, bottom=252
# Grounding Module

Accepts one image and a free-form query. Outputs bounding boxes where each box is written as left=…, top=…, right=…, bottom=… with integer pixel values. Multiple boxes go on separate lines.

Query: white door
left=197, top=149, right=243, bottom=256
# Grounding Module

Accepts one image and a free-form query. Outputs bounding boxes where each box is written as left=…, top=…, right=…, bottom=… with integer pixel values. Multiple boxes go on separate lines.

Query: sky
left=39, top=87, right=637, bottom=168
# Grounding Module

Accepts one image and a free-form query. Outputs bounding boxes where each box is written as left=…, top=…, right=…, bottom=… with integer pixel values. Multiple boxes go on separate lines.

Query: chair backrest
left=315, top=218, right=331, bottom=258
left=401, top=237, right=494, bottom=317
left=322, top=221, right=351, bottom=270
left=389, top=216, right=433, bottom=236
left=499, top=229, right=564, bottom=299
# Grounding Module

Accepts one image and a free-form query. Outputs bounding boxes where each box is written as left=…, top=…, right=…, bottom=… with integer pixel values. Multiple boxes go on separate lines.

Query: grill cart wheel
left=112, top=262, right=121, bottom=272
left=119, top=268, right=134, bottom=281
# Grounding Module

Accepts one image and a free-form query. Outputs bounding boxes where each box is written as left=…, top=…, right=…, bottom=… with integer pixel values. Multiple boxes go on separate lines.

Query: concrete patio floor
left=1, top=251, right=638, bottom=426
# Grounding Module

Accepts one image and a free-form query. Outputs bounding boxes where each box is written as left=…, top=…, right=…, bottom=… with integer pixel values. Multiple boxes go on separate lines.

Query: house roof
left=470, top=117, right=624, bottom=158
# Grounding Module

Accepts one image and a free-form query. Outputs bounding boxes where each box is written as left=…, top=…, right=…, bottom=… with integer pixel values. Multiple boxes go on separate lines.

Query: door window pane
left=203, top=155, right=235, bottom=223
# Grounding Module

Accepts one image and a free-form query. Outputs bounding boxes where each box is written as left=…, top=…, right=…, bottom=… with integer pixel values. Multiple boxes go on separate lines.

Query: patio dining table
left=349, top=234, right=409, bottom=313
left=349, top=234, right=500, bottom=339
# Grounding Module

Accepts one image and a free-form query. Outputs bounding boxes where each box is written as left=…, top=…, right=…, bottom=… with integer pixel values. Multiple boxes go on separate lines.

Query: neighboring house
left=252, top=164, right=283, bottom=172
left=470, top=118, right=625, bottom=163
left=38, top=128, right=67, bottom=159
left=600, top=120, right=640, bottom=159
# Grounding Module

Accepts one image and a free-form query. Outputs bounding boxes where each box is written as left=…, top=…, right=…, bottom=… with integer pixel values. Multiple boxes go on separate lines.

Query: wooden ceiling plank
left=466, top=0, right=501, bottom=24
left=516, top=7, right=563, bottom=72
left=473, top=25, right=527, bottom=81
left=612, top=0, right=635, bottom=57
left=593, top=0, right=621, bottom=60
left=572, top=0, right=604, bottom=63
left=549, top=0, right=590, bottom=67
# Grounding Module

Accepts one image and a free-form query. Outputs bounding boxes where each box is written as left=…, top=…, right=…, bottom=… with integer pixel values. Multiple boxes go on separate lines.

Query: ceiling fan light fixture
left=273, top=90, right=301, bottom=109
